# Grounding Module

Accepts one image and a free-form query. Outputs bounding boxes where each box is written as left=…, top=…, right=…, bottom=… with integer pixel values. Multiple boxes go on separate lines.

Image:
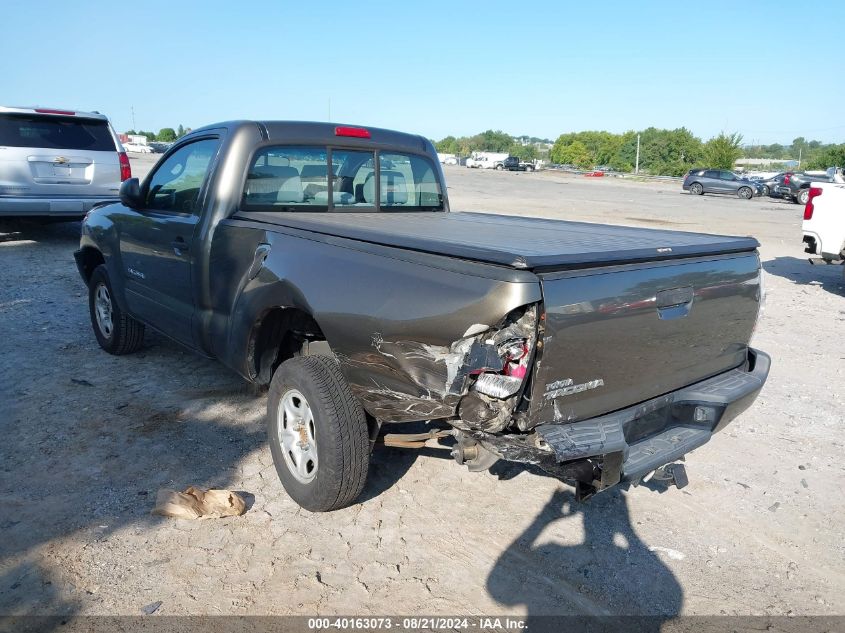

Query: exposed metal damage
left=340, top=304, right=539, bottom=427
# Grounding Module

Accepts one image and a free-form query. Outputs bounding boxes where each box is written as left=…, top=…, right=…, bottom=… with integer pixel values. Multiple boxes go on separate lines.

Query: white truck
left=466, top=152, right=509, bottom=169
left=802, top=178, right=845, bottom=273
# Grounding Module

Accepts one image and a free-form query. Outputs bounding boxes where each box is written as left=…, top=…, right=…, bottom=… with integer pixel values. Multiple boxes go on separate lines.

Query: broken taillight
left=470, top=305, right=537, bottom=399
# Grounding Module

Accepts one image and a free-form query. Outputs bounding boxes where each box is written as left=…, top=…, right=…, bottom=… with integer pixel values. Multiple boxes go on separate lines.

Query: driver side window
left=146, top=138, right=219, bottom=213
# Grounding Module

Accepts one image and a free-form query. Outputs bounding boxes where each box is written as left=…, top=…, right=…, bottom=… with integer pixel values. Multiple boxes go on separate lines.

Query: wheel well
left=249, top=307, right=326, bottom=384
left=78, top=247, right=105, bottom=284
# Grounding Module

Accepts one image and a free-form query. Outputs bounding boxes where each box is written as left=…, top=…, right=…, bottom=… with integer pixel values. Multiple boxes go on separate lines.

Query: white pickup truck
left=803, top=179, right=845, bottom=272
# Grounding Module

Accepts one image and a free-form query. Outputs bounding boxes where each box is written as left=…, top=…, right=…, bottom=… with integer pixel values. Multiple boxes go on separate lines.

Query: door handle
left=171, top=238, right=189, bottom=255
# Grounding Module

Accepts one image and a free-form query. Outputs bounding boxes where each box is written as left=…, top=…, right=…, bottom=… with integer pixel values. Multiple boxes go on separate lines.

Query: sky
left=3, top=0, right=844, bottom=145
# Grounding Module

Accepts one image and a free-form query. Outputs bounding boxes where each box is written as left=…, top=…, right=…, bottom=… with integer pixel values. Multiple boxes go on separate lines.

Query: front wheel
left=689, top=182, right=704, bottom=195
left=525, top=165, right=534, bottom=172
left=88, top=265, right=145, bottom=355
left=267, top=356, right=370, bottom=512
left=761, top=185, right=770, bottom=196
left=738, top=186, right=753, bottom=200
left=797, top=189, right=810, bottom=205
left=495, top=164, right=503, bottom=170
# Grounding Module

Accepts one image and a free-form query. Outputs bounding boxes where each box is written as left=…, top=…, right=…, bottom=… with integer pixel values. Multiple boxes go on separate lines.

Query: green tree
left=506, top=142, right=537, bottom=160
left=177, top=124, right=186, bottom=138
left=157, top=127, right=177, bottom=142
left=554, top=140, right=592, bottom=168
left=704, top=132, right=744, bottom=170
left=805, top=144, right=845, bottom=170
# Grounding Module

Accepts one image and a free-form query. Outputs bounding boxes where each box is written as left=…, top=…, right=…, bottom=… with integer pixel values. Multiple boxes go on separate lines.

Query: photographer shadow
left=487, top=486, right=682, bottom=632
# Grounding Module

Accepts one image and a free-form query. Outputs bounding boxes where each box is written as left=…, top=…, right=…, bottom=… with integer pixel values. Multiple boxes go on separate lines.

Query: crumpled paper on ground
left=152, top=486, right=246, bottom=519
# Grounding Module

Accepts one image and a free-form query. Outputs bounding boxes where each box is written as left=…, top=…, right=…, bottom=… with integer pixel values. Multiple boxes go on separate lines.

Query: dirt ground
left=1, top=160, right=843, bottom=620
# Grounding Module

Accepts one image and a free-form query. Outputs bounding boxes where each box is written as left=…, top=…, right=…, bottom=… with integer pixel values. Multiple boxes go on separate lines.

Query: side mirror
left=119, top=178, right=143, bottom=208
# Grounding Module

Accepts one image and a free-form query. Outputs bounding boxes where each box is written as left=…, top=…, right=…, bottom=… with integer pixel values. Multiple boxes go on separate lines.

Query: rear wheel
left=525, top=165, right=534, bottom=172
left=689, top=182, right=704, bottom=195
left=495, top=164, right=503, bottom=171
left=267, top=356, right=369, bottom=512
left=88, top=265, right=145, bottom=355
left=738, top=186, right=753, bottom=200
left=797, top=188, right=810, bottom=205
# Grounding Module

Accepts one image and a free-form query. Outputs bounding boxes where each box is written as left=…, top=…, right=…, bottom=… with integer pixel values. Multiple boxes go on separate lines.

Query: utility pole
left=635, top=133, right=640, bottom=174
left=130, top=106, right=136, bottom=131
left=798, top=146, right=802, bottom=168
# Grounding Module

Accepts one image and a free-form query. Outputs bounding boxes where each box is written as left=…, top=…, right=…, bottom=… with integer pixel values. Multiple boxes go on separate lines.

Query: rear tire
left=689, top=182, right=704, bottom=195
left=496, top=164, right=503, bottom=171
left=267, top=356, right=370, bottom=512
left=738, top=186, right=753, bottom=200
left=88, top=265, right=145, bottom=355
left=525, top=165, right=534, bottom=172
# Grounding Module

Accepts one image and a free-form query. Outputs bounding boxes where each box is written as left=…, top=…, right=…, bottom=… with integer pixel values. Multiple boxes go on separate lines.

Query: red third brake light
left=335, top=126, right=371, bottom=139
left=118, top=152, right=131, bottom=181
left=804, top=186, right=823, bottom=220
left=784, top=174, right=791, bottom=185
left=34, top=108, right=75, bottom=115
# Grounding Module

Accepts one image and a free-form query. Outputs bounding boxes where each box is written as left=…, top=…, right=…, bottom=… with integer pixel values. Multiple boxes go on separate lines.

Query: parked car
left=149, top=141, right=172, bottom=154
left=0, top=105, right=129, bottom=218
left=498, top=156, right=535, bottom=172
left=75, top=120, right=769, bottom=511
left=444, top=156, right=458, bottom=166
left=682, top=169, right=761, bottom=199
left=758, top=172, right=789, bottom=197
left=122, top=142, right=153, bottom=154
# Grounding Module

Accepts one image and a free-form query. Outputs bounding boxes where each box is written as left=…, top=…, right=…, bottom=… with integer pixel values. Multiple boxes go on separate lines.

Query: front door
left=119, top=137, right=220, bottom=347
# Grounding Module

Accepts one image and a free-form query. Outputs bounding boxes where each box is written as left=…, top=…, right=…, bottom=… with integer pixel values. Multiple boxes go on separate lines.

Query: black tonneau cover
left=235, top=211, right=759, bottom=270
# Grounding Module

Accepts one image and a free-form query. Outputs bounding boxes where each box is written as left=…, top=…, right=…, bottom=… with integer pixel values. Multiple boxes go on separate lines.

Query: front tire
left=495, top=164, right=503, bottom=171
left=689, top=182, right=704, bottom=195
left=88, top=265, right=145, bottom=355
left=738, top=186, right=753, bottom=200
left=267, top=356, right=370, bottom=512
left=761, top=185, right=770, bottom=196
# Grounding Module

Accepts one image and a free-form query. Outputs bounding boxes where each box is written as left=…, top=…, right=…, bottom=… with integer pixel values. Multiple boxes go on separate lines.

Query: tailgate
left=528, top=252, right=761, bottom=427
left=0, top=113, right=120, bottom=197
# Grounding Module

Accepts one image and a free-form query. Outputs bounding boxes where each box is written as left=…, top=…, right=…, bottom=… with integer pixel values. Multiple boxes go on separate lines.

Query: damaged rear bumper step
left=483, top=348, right=770, bottom=488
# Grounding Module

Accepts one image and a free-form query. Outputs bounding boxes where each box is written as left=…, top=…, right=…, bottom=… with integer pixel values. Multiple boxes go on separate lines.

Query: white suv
left=0, top=105, right=130, bottom=218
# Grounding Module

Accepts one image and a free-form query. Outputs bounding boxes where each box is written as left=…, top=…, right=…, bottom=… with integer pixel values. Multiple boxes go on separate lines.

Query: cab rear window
left=0, top=114, right=116, bottom=151
left=242, top=145, right=443, bottom=212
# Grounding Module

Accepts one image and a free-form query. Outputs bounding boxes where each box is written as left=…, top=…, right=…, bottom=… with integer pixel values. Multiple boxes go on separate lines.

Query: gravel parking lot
left=1, top=160, right=843, bottom=621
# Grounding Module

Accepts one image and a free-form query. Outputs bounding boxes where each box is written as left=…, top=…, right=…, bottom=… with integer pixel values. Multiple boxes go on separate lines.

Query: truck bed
left=234, top=211, right=759, bottom=270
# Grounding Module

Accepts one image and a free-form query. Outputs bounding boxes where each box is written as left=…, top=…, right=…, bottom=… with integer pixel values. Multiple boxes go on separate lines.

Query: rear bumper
left=479, top=347, right=770, bottom=488
left=0, top=196, right=118, bottom=217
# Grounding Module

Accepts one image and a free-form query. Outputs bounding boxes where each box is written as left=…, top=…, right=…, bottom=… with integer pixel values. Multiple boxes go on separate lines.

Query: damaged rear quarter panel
left=212, top=221, right=541, bottom=422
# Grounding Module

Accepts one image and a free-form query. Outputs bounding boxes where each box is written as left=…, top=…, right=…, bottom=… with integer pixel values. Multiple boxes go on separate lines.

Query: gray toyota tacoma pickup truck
left=75, top=121, right=770, bottom=511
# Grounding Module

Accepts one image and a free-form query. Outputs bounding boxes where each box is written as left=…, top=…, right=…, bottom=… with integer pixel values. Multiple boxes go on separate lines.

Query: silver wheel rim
left=799, top=191, right=808, bottom=204
left=692, top=184, right=702, bottom=194
left=94, top=283, right=114, bottom=338
left=278, top=389, right=318, bottom=483
left=740, top=188, right=751, bottom=199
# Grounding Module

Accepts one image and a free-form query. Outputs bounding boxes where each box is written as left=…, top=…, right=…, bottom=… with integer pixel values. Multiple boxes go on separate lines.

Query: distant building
left=735, top=158, right=798, bottom=167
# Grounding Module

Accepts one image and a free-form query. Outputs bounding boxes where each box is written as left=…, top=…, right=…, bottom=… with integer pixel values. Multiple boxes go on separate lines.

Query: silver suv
left=0, top=106, right=129, bottom=217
